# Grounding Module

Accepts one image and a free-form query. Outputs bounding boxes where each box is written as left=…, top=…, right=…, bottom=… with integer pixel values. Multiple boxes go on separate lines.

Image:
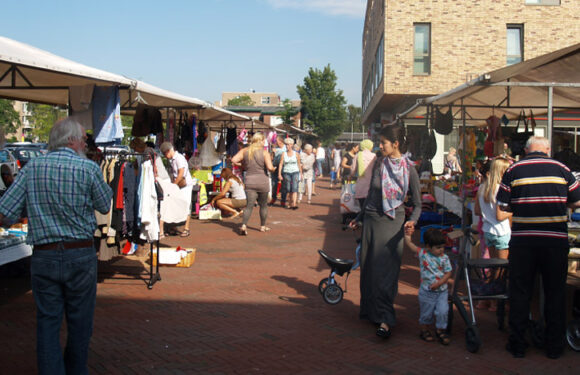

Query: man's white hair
left=48, top=117, right=84, bottom=151
left=525, top=136, right=550, bottom=150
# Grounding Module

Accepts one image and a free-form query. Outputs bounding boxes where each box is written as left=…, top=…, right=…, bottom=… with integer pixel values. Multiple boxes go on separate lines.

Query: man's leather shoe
left=505, top=342, right=525, bottom=358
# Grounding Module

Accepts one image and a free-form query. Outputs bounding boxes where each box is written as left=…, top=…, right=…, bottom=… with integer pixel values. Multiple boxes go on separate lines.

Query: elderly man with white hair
left=299, top=143, right=316, bottom=204
left=497, top=136, right=580, bottom=359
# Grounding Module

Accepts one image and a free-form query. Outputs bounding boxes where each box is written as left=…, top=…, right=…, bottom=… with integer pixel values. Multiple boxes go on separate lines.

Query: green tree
left=296, top=64, right=347, bottom=144
left=27, top=103, right=67, bottom=142
left=0, top=99, right=21, bottom=137
left=278, top=98, right=298, bottom=127
left=228, top=94, right=255, bottom=106
left=345, top=105, right=363, bottom=133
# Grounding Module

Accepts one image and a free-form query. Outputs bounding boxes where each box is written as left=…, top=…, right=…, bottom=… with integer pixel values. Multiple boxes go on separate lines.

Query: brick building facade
left=362, top=0, right=580, bottom=125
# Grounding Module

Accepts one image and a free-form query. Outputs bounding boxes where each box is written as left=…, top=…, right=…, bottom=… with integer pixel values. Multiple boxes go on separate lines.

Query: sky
left=0, top=0, right=366, bottom=106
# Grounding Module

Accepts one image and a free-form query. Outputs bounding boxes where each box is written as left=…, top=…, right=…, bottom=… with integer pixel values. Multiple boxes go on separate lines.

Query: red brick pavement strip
left=0, top=177, right=578, bottom=374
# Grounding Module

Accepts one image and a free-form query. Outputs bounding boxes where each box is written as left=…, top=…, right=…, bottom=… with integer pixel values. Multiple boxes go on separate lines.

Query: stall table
left=0, top=236, right=32, bottom=267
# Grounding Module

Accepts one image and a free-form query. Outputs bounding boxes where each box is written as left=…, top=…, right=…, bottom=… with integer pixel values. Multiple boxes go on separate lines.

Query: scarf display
left=381, top=156, right=409, bottom=219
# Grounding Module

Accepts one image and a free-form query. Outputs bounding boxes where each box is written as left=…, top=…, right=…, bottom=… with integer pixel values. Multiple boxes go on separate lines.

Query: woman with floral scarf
left=350, top=125, right=422, bottom=340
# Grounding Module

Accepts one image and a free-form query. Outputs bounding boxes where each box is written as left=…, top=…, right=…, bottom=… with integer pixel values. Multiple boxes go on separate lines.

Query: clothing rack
left=101, top=150, right=162, bottom=289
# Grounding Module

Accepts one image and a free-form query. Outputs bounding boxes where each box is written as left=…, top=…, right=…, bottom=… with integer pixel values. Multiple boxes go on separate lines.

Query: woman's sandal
left=419, top=330, right=435, bottom=342
left=260, top=226, right=271, bottom=232
left=180, top=229, right=190, bottom=237
left=435, top=330, right=451, bottom=345
left=376, top=323, right=391, bottom=339
left=239, top=225, right=248, bottom=236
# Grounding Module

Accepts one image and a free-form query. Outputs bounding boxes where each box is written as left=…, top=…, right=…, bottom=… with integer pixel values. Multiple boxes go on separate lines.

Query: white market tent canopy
left=399, top=42, right=580, bottom=142
left=0, top=36, right=248, bottom=123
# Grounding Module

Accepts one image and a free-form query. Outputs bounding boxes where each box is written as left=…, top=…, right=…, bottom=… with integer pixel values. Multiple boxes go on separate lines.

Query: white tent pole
left=548, top=86, right=554, bottom=156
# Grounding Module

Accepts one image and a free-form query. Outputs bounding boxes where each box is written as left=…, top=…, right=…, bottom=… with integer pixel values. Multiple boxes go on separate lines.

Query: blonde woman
left=444, top=147, right=462, bottom=175
left=474, top=157, right=512, bottom=311
left=232, top=132, right=276, bottom=235
left=278, top=137, right=302, bottom=209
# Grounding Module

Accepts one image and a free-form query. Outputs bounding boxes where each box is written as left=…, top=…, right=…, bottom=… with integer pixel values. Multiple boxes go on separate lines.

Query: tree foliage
left=27, top=103, right=67, bottom=142
left=0, top=99, right=21, bottom=136
left=228, top=94, right=255, bottom=106
left=345, top=105, right=363, bottom=133
left=296, top=64, right=347, bottom=144
left=278, top=98, right=298, bottom=127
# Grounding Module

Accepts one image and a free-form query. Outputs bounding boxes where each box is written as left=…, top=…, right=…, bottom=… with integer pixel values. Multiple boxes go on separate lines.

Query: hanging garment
left=197, top=120, right=208, bottom=145
left=226, top=126, right=238, bottom=156
left=159, top=179, right=194, bottom=224
left=192, top=116, right=198, bottom=153
left=198, top=136, right=222, bottom=167
left=132, top=103, right=163, bottom=136
left=123, top=162, right=138, bottom=237
left=433, top=106, right=453, bottom=135
left=69, top=85, right=95, bottom=131
left=138, top=160, right=159, bottom=242
left=216, top=133, right=227, bottom=153
left=93, top=86, right=123, bottom=143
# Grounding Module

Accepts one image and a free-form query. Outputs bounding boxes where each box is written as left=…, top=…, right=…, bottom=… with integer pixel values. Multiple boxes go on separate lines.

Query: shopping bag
left=340, top=182, right=360, bottom=214
left=199, top=183, right=208, bottom=206
left=298, top=179, right=305, bottom=194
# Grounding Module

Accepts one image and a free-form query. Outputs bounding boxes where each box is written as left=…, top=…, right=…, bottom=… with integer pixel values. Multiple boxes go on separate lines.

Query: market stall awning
left=121, top=80, right=249, bottom=122
left=399, top=42, right=580, bottom=125
left=0, top=36, right=134, bottom=105
left=0, top=36, right=248, bottom=122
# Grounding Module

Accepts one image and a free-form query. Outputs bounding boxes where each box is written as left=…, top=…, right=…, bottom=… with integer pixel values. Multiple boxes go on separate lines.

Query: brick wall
left=363, top=0, right=580, bottom=118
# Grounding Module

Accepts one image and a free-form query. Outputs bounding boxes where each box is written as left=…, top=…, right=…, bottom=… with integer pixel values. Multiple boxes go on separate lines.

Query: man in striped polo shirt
left=497, top=136, right=580, bottom=359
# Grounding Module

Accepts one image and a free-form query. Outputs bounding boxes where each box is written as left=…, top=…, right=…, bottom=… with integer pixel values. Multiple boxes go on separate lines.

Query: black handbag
left=509, top=110, right=534, bottom=158
left=433, top=105, right=453, bottom=135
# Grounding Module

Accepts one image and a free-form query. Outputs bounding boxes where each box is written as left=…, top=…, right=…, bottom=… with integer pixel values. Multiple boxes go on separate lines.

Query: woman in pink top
left=350, top=139, right=376, bottom=209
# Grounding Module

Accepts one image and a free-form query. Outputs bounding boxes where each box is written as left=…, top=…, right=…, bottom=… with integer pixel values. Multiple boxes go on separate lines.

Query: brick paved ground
left=0, top=176, right=578, bottom=374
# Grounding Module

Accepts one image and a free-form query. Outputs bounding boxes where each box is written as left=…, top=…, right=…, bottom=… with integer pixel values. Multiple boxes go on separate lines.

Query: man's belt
left=34, top=239, right=94, bottom=251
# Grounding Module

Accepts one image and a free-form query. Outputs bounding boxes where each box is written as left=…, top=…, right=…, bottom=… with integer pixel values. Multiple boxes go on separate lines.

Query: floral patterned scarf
left=381, top=156, right=410, bottom=219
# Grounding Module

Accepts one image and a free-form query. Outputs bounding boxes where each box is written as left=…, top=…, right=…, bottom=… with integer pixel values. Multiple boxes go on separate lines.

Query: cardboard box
left=199, top=208, right=221, bottom=220
left=151, top=248, right=196, bottom=268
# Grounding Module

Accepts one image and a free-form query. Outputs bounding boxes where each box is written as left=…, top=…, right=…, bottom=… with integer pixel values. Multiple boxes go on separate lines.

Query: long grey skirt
left=359, top=207, right=405, bottom=327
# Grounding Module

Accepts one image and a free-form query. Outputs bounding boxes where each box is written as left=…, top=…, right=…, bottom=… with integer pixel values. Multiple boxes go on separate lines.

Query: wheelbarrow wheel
left=465, top=326, right=481, bottom=353
left=318, top=278, right=329, bottom=294
left=566, top=319, right=580, bottom=351
left=323, top=284, right=343, bottom=305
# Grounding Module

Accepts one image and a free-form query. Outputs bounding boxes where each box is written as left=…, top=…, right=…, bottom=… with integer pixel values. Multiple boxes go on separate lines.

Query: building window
left=507, top=24, right=524, bottom=65
left=375, top=36, right=384, bottom=88
left=261, top=96, right=271, bottom=104
left=413, top=23, right=431, bottom=75
left=525, top=0, right=560, bottom=5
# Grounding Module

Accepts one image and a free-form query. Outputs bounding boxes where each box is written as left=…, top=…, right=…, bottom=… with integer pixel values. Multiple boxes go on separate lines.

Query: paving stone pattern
left=0, top=177, right=578, bottom=374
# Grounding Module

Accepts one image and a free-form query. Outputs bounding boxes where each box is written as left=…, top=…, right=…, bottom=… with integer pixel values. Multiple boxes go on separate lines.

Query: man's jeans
left=31, top=246, right=97, bottom=375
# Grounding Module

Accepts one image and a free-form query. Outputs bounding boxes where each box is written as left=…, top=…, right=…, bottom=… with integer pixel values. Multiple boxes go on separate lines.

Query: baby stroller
left=447, top=227, right=509, bottom=353
left=317, top=249, right=354, bottom=305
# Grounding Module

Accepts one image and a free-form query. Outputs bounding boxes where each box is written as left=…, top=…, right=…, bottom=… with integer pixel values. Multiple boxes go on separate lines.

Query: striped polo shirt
left=496, top=152, right=580, bottom=246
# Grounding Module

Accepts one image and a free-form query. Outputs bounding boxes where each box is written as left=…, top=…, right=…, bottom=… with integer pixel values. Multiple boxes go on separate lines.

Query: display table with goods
left=430, top=180, right=477, bottom=226
left=0, top=227, right=32, bottom=267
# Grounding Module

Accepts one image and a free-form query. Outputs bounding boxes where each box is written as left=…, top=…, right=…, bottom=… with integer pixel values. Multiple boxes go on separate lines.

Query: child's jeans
left=418, top=287, right=449, bottom=330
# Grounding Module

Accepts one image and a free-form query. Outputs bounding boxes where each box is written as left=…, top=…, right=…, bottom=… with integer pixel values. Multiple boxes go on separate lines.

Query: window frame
left=524, top=0, right=560, bottom=5
left=506, top=24, right=524, bottom=65
left=413, top=23, right=431, bottom=76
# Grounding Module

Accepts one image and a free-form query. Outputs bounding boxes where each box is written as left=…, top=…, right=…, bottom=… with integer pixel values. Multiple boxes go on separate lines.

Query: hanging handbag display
left=433, top=105, right=453, bottom=135
left=509, top=109, right=535, bottom=158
